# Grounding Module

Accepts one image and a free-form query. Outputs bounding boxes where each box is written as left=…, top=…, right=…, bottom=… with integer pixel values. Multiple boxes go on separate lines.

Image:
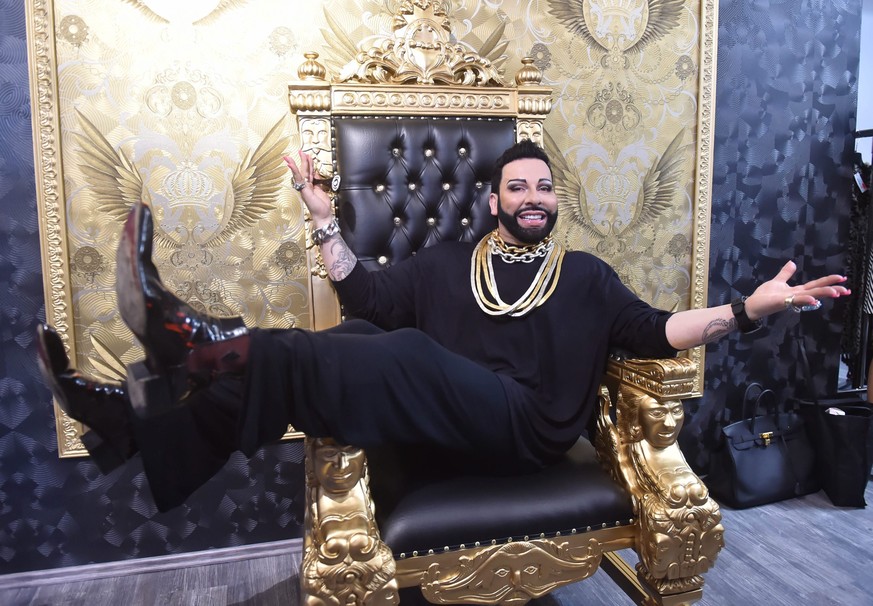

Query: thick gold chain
left=470, top=230, right=565, bottom=317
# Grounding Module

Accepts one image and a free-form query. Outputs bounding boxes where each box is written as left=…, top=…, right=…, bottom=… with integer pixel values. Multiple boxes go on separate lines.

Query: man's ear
left=489, top=193, right=498, bottom=217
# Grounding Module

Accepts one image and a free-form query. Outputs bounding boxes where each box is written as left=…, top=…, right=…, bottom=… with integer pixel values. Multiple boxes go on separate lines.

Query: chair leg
left=300, top=437, right=399, bottom=606
left=601, top=553, right=704, bottom=606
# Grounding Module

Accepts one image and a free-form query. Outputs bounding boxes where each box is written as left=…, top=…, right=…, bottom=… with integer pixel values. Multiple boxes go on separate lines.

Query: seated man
left=36, top=140, right=849, bottom=511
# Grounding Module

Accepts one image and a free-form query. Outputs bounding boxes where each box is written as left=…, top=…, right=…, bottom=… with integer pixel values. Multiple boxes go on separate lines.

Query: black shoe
left=115, top=202, right=249, bottom=372
left=36, top=324, right=137, bottom=473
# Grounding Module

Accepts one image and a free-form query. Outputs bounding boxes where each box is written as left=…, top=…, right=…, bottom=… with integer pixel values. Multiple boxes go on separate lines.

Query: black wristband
left=731, top=296, right=762, bottom=334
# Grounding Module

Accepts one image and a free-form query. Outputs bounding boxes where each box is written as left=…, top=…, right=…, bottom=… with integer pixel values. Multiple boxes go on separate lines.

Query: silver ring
left=784, top=295, right=795, bottom=310
left=293, top=179, right=307, bottom=191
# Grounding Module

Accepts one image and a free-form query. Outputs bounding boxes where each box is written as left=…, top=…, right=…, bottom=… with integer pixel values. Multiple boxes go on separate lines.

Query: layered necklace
left=470, top=230, right=565, bottom=317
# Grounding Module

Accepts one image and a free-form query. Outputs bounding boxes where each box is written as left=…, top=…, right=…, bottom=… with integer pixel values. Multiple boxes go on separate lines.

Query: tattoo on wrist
left=701, top=317, right=737, bottom=344
left=328, top=239, right=357, bottom=281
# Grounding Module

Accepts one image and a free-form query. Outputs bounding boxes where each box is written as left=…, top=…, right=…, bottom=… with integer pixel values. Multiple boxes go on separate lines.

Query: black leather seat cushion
left=332, top=116, right=515, bottom=270
left=367, top=439, right=634, bottom=556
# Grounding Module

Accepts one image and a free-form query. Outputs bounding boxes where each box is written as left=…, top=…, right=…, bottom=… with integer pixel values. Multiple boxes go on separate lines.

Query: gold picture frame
left=26, top=0, right=313, bottom=456
left=26, top=0, right=716, bottom=458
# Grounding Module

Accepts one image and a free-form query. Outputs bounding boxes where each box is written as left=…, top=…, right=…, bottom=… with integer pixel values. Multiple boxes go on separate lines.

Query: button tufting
left=378, top=256, right=388, bottom=265
left=408, top=183, right=416, bottom=191
left=475, top=181, right=483, bottom=189
left=442, top=182, right=451, bottom=191
left=460, top=218, right=469, bottom=226
left=427, top=217, right=436, bottom=226
left=375, top=184, right=385, bottom=192
left=392, top=148, right=400, bottom=157
left=424, top=148, right=433, bottom=157
left=394, top=217, right=401, bottom=225
left=458, top=147, right=467, bottom=156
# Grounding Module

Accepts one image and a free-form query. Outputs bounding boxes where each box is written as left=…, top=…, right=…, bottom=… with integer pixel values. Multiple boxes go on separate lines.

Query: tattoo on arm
left=326, top=236, right=357, bottom=281
left=701, top=317, right=737, bottom=344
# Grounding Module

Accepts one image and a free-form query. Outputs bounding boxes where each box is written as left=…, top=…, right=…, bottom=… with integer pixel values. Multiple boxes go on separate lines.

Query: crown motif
left=161, top=161, right=215, bottom=207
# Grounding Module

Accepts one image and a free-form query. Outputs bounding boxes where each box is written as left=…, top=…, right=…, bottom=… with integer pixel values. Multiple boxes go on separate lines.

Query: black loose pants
left=135, top=320, right=528, bottom=511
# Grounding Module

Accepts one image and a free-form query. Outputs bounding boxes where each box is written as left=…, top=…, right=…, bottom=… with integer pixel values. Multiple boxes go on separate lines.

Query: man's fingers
left=802, top=274, right=848, bottom=290
left=773, top=260, right=797, bottom=283
left=283, top=155, right=303, bottom=180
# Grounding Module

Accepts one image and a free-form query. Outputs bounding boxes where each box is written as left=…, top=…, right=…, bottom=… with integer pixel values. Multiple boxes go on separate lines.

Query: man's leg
left=36, top=323, right=245, bottom=511
left=35, top=324, right=136, bottom=472
left=237, top=323, right=519, bottom=461
left=114, top=201, right=521, bottom=462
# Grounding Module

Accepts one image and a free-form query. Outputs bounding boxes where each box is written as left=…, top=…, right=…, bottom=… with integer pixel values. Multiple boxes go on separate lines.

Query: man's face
left=489, top=158, right=558, bottom=245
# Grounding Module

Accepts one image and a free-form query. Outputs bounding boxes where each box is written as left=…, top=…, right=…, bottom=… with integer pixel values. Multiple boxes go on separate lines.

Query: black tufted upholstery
left=368, top=439, right=634, bottom=557
left=333, top=116, right=515, bottom=270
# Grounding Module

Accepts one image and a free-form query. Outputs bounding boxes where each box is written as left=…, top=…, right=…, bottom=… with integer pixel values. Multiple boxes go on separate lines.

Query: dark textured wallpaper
left=681, top=0, right=862, bottom=471
left=0, top=0, right=863, bottom=574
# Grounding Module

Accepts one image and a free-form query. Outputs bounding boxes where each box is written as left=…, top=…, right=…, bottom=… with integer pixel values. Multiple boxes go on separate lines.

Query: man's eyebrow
left=506, top=178, right=553, bottom=185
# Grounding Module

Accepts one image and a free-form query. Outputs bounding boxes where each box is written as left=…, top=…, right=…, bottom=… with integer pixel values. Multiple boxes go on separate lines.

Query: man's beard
left=497, top=198, right=558, bottom=245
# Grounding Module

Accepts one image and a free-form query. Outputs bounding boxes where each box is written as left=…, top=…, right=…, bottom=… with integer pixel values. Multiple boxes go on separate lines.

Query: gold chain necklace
left=470, top=230, right=565, bottom=317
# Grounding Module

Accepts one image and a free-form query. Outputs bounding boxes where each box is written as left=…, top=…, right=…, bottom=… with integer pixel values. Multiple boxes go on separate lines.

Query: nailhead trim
left=393, top=518, right=636, bottom=559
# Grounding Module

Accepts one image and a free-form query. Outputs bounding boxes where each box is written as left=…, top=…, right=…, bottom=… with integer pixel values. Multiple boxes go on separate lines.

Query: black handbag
left=795, top=342, right=873, bottom=507
left=708, top=383, right=819, bottom=508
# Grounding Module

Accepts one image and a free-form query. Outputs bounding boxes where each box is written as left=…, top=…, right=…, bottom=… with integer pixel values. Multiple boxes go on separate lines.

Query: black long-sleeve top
left=332, top=241, right=678, bottom=461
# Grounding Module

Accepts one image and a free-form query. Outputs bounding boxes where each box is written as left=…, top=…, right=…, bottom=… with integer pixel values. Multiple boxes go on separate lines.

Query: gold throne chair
left=288, top=2, right=723, bottom=604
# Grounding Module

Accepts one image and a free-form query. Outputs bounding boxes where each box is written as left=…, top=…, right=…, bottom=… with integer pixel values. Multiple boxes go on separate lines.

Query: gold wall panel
left=28, top=0, right=715, bottom=457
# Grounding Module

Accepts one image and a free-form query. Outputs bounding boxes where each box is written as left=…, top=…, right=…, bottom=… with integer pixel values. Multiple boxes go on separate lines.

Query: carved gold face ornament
left=638, top=397, right=684, bottom=449
left=314, top=442, right=366, bottom=493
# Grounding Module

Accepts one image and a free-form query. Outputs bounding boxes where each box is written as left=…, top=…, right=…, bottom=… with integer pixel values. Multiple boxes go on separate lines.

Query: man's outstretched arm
left=664, top=260, right=850, bottom=350
left=284, top=152, right=357, bottom=281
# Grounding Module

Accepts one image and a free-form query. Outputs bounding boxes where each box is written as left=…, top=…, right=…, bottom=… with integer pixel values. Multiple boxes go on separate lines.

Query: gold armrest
left=596, top=358, right=724, bottom=598
left=301, top=437, right=398, bottom=606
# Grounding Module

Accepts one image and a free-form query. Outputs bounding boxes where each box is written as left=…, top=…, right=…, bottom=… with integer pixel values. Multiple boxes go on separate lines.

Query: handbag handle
left=797, top=340, right=819, bottom=407
left=742, top=383, right=780, bottom=434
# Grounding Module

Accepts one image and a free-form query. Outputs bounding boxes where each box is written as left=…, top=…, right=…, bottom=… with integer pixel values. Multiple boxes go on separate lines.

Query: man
left=37, top=140, right=849, bottom=510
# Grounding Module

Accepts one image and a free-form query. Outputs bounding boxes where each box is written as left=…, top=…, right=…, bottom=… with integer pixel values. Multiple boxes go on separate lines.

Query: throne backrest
left=332, top=116, right=514, bottom=271
left=288, top=1, right=551, bottom=329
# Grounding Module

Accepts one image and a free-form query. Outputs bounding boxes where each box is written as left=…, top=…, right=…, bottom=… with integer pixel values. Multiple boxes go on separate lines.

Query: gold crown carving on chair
left=288, top=2, right=723, bottom=605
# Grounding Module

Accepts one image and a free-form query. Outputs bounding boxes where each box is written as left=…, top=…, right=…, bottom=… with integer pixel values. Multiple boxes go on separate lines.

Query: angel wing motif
left=74, top=111, right=289, bottom=248
left=120, top=0, right=170, bottom=24
left=548, top=130, right=688, bottom=254
left=74, top=110, right=177, bottom=249
left=193, top=0, right=251, bottom=27
left=625, top=129, right=687, bottom=237
left=121, top=0, right=251, bottom=26
left=211, top=118, right=289, bottom=246
left=546, top=131, right=604, bottom=244
left=548, top=0, right=684, bottom=58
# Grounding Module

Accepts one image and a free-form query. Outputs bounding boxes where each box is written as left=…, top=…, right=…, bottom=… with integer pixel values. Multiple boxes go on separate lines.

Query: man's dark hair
left=491, top=139, right=551, bottom=194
